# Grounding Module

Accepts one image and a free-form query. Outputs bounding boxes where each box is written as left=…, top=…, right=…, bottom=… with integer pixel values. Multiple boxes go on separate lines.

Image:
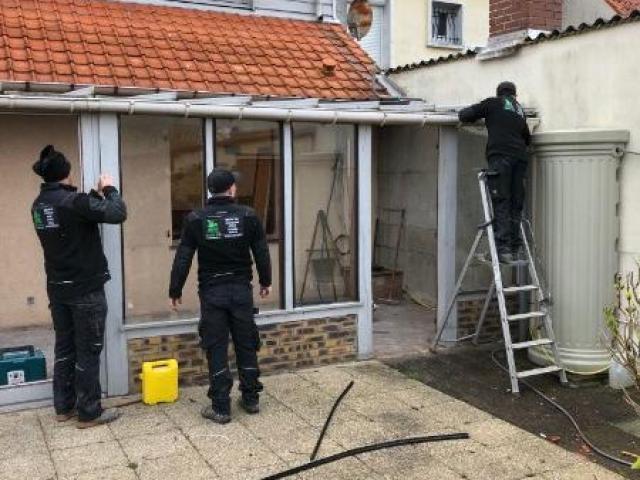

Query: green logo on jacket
left=205, top=218, right=221, bottom=240
left=33, top=210, right=44, bottom=230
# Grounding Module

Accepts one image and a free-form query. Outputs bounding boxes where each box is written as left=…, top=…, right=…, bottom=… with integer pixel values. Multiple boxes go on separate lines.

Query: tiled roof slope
left=605, top=0, right=640, bottom=15
left=0, top=0, right=382, bottom=99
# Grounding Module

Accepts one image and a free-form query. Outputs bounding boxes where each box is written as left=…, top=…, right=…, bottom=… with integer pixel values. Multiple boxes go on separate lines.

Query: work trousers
left=199, top=282, right=263, bottom=415
left=487, top=156, right=528, bottom=254
left=50, top=288, right=107, bottom=422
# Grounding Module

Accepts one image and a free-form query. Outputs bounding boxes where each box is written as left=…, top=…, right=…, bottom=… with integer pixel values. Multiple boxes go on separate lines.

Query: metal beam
left=0, top=94, right=460, bottom=126
left=63, top=86, right=95, bottom=97
left=437, top=126, right=459, bottom=342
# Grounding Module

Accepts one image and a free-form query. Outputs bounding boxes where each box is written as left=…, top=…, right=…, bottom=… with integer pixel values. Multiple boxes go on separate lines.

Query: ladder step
left=512, top=338, right=553, bottom=350
left=516, top=365, right=562, bottom=379
left=507, top=311, right=546, bottom=322
left=503, top=260, right=529, bottom=267
left=503, top=285, right=539, bottom=294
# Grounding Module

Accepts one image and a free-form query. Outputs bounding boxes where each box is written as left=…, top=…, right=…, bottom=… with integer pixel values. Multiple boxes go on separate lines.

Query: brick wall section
left=457, top=296, right=520, bottom=341
left=490, top=0, right=562, bottom=37
left=127, top=316, right=357, bottom=393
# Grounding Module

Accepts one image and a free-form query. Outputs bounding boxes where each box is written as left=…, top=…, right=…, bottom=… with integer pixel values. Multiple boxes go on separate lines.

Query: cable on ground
left=262, top=433, right=470, bottom=480
left=310, top=380, right=354, bottom=461
left=490, top=348, right=632, bottom=467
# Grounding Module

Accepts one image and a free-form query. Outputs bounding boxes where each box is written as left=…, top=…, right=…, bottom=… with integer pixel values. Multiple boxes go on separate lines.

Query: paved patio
left=0, top=361, right=623, bottom=480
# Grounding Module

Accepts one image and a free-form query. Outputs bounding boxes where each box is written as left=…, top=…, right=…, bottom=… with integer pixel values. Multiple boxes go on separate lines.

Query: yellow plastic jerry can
left=140, top=359, right=179, bottom=405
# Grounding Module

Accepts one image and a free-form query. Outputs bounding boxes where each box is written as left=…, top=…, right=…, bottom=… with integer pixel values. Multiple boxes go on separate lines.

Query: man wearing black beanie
left=31, top=145, right=127, bottom=428
left=459, top=81, right=532, bottom=263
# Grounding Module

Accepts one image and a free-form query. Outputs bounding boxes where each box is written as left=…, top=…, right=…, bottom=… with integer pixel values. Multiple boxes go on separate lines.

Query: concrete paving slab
left=135, top=450, right=216, bottom=480
left=0, top=417, right=48, bottom=460
left=359, top=445, right=465, bottom=479
left=45, top=423, right=114, bottom=451
left=543, top=462, right=626, bottom=480
left=60, top=465, right=138, bottom=480
left=493, top=435, right=578, bottom=475
left=0, top=361, right=626, bottom=480
left=108, top=409, right=174, bottom=439
left=465, top=417, right=529, bottom=448
left=119, top=428, right=194, bottom=463
left=293, top=456, right=377, bottom=480
left=0, top=453, right=56, bottom=480
left=186, top=421, right=282, bottom=476
left=51, top=440, right=128, bottom=477
left=389, top=382, right=457, bottom=410
left=234, top=462, right=297, bottom=480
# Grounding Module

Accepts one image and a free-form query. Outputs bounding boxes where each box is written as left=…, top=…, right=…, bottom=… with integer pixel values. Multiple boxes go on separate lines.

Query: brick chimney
left=490, top=0, right=562, bottom=38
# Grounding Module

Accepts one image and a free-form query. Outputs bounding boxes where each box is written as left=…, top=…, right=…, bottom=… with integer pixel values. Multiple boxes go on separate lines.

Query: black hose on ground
left=310, top=380, right=354, bottom=461
left=490, top=348, right=633, bottom=468
left=262, top=433, right=470, bottom=480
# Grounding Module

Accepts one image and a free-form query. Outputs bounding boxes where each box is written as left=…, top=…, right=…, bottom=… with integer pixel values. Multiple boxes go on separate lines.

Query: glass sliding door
left=292, top=123, right=358, bottom=306
left=0, top=114, right=80, bottom=390
left=215, top=120, right=283, bottom=311
left=120, top=116, right=204, bottom=324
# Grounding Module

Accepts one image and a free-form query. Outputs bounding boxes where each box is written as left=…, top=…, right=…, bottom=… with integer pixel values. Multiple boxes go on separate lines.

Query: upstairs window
left=431, top=2, right=462, bottom=47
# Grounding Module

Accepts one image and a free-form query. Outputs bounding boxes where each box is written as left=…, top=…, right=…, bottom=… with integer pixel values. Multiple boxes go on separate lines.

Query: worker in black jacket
left=459, top=81, right=532, bottom=263
left=169, top=169, right=272, bottom=424
left=31, top=145, right=127, bottom=428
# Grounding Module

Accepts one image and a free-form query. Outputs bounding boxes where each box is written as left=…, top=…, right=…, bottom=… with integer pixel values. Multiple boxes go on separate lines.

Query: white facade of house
left=390, top=18, right=640, bottom=372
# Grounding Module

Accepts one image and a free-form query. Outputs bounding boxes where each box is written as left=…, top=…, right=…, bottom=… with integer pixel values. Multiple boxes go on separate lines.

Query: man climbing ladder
left=459, top=81, right=531, bottom=263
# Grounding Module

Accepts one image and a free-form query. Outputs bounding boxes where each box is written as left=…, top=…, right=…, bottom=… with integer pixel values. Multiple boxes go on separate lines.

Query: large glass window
left=0, top=114, right=80, bottom=384
left=215, top=120, right=283, bottom=311
left=121, top=117, right=204, bottom=324
left=293, top=123, right=358, bottom=306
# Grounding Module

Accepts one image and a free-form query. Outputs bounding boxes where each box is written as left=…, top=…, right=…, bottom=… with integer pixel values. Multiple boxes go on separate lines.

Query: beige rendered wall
left=391, top=0, right=489, bottom=67
left=390, top=21, right=640, bottom=274
left=0, top=114, right=80, bottom=329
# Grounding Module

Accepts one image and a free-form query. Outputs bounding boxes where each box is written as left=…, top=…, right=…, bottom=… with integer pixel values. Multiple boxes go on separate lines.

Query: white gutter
left=0, top=95, right=459, bottom=126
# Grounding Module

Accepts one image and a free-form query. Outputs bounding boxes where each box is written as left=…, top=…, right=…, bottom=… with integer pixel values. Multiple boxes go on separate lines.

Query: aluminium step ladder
left=430, top=170, right=568, bottom=394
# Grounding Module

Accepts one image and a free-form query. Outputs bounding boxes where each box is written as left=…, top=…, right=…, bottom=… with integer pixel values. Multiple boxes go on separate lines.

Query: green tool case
left=0, top=345, right=47, bottom=386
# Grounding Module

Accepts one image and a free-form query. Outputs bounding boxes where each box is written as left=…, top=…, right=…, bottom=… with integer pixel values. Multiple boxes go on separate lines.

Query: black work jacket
left=459, top=95, right=532, bottom=162
left=169, top=196, right=272, bottom=299
left=32, top=183, right=127, bottom=301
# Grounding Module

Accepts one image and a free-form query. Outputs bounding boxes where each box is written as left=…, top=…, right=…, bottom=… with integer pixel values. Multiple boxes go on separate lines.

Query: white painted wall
left=563, top=0, right=615, bottom=28
left=390, top=21, right=640, bottom=275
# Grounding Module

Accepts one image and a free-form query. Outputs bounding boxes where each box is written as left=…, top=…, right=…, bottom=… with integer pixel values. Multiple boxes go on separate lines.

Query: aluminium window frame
left=428, top=0, right=464, bottom=49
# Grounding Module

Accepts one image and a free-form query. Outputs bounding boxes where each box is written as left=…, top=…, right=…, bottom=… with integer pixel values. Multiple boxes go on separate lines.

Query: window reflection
left=215, top=120, right=283, bottom=311
left=293, top=123, right=358, bottom=306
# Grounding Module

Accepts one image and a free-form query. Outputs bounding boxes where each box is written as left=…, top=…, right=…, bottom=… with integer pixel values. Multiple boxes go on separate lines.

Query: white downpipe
left=0, top=96, right=459, bottom=126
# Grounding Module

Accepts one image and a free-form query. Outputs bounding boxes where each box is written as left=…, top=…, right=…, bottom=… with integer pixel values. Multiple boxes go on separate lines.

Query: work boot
left=201, top=405, right=231, bottom=424
left=55, top=410, right=77, bottom=423
left=238, top=397, right=259, bottom=415
left=77, top=409, right=121, bottom=429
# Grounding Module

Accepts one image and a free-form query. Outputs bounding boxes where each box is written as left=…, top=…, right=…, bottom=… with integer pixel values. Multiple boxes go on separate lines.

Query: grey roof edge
left=386, top=10, right=640, bottom=74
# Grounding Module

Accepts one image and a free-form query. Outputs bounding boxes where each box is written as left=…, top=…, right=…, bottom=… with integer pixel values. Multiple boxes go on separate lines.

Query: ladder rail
left=430, top=228, right=485, bottom=349
left=520, top=222, right=568, bottom=385
left=478, top=172, right=521, bottom=394
left=431, top=170, right=567, bottom=394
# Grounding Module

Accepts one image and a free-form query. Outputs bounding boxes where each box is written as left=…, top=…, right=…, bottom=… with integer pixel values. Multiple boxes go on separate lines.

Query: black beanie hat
left=207, top=168, right=237, bottom=194
left=496, top=81, right=517, bottom=97
left=32, top=145, right=71, bottom=183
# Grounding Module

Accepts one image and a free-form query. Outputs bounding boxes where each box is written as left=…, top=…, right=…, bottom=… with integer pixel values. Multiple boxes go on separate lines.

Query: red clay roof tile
left=605, top=0, right=640, bottom=15
left=0, top=0, right=380, bottom=99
